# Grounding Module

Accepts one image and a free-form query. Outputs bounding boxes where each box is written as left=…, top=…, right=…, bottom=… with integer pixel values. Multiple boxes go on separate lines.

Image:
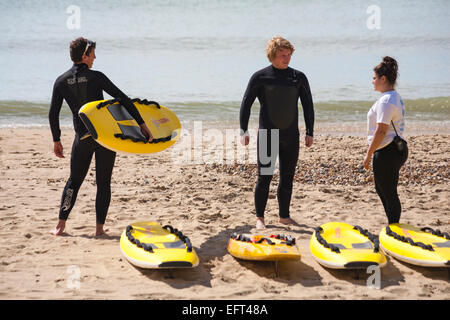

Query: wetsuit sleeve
left=49, top=79, right=64, bottom=142
left=298, top=73, right=315, bottom=137
left=97, top=72, right=145, bottom=125
left=239, top=73, right=259, bottom=134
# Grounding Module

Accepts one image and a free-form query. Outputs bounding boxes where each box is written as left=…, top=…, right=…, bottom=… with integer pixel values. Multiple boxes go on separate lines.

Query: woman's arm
left=364, top=122, right=389, bottom=170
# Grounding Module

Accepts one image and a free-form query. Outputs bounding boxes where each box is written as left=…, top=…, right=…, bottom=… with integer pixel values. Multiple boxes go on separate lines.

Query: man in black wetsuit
left=49, top=37, right=152, bottom=236
left=239, top=36, right=314, bottom=229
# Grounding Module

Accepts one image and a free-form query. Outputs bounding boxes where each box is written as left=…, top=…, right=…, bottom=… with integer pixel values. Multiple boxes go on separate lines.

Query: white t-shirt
left=367, top=90, right=405, bottom=149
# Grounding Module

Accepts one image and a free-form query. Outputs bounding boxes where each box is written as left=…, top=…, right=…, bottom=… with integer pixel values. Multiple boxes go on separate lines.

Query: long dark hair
left=374, top=56, right=399, bottom=86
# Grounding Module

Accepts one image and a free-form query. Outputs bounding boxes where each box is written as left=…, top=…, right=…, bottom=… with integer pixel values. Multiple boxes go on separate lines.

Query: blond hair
left=266, top=36, right=295, bottom=62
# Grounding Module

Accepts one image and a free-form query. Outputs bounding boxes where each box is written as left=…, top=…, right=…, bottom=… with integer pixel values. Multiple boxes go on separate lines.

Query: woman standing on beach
left=364, top=56, right=408, bottom=224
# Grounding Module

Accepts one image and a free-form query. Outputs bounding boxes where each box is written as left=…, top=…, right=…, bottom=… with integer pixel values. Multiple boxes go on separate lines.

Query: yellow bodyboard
left=120, top=221, right=199, bottom=269
left=227, top=233, right=301, bottom=261
left=79, top=98, right=181, bottom=154
left=310, top=222, right=387, bottom=269
left=379, top=223, right=450, bottom=267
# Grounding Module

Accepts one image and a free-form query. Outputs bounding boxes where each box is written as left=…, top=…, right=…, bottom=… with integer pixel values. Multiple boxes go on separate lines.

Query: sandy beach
left=0, top=124, right=448, bottom=300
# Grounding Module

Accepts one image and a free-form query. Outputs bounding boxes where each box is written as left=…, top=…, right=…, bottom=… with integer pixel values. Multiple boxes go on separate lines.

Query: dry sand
left=0, top=124, right=448, bottom=300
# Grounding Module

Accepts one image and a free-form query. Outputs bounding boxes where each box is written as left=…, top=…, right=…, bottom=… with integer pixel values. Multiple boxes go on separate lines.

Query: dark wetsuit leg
left=94, top=142, right=116, bottom=225
left=255, top=129, right=274, bottom=218
left=373, top=141, right=408, bottom=224
left=277, top=134, right=299, bottom=218
left=255, top=175, right=273, bottom=218
left=255, top=130, right=299, bottom=218
left=59, top=134, right=94, bottom=221
left=59, top=135, right=116, bottom=224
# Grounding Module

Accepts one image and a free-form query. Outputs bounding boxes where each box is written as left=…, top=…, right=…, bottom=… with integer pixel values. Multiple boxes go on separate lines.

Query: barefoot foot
left=50, top=220, right=66, bottom=236
left=94, top=224, right=109, bottom=237
left=279, top=217, right=299, bottom=226
left=256, top=218, right=265, bottom=229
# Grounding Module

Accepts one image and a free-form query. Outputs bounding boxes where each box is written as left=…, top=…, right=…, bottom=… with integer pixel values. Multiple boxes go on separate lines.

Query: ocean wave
left=1, top=96, right=448, bottom=125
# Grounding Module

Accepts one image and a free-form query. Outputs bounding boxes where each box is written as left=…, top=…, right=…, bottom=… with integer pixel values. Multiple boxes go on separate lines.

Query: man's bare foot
left=256, top=218, right=265, bottom=229
left=280, top=217, right=299, bottom=226
left=50, top=220, right=66, bottom=236
left=94, top=224, right=109, bottom=237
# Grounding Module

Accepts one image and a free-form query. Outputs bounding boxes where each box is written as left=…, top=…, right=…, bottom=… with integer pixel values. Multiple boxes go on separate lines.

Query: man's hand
left=240, top=132, right=250, bottom=146
left=139, top=123, right=153, bottom=142
left=54, top=141, right=64, bottom=158
left=305, top=135, right=313, bottom=147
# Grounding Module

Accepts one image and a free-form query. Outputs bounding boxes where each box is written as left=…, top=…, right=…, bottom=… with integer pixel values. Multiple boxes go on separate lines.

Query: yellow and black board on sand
left=79, top=98, right=181, bottom=154
left=310, top=222, right=387, bottom=269
left=379, top=223, right=450, bottom=267
left=227, top=233, right=301, bottom=261
left=120, top=221, right=199, bottom=269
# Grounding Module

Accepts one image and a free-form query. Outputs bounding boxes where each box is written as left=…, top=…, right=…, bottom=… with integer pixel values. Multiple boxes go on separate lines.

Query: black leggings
left=372, top=141, right=408, bottom=224
left=255, top=129, right=299, bottom=219
left=59, top=135, right=116, bottom=224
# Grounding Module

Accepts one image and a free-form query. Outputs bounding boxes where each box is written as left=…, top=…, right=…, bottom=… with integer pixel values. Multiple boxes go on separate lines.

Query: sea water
left=0, top=0, right=449, bottom=128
